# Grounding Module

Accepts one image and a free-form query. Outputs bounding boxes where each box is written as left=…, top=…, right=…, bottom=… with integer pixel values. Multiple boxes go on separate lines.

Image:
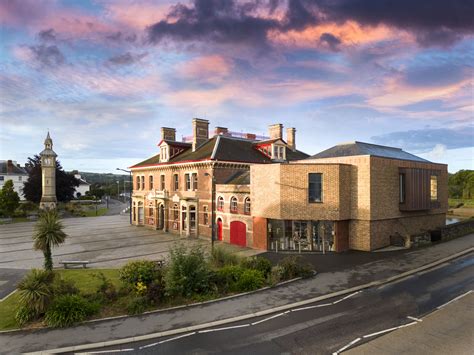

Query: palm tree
left=33, top=209, right=67, bottom=271
left=17, top=269, right=54, bottom=316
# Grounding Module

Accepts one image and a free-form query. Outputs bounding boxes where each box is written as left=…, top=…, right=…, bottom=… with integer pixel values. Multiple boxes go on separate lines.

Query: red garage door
left=230, top=221, right=246, bottom=247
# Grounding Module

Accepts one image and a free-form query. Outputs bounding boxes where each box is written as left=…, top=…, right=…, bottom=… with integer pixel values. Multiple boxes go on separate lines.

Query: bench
left=155, top=259, right=165, bottom=267
left=60, top=261, right=90, bottom=269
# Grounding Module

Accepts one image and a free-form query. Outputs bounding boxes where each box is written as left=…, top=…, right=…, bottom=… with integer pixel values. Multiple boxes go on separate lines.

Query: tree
left=33, top=209, right=67, bottom=271
left=22, top=155, right=79, bottom=203
left=448, top=170, right=474, bottom=199
left=0, top=180, right=20, bottom=217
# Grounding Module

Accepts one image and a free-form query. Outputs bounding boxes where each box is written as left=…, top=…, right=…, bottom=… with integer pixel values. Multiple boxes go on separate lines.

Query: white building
left=74, top=173, right=90, bottom=198
left=0, top=160, right=28, bottom=200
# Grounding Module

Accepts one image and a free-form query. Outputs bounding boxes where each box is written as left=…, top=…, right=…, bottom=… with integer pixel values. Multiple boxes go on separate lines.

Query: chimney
left=287, top=127, right=296, bottom=151
left=192, top=118, right=209, bottom=151
left=215, top=126, right=228, bottom=136
left=7, top=160, right=13, bottom=174
left=268, top=123, right=283, bottom=140
left=161, top=127, right=176, bottom=142
left=245, top=133, right=256, bottom=140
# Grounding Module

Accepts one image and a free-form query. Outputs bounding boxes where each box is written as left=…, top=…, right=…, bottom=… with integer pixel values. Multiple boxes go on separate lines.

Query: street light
left=204, top=171, right=216, bottom=250
left=116, top=168, right=132, bottom=225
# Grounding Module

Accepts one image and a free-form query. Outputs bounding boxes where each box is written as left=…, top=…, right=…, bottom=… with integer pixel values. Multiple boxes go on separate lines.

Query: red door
left=230, top=221, right=246, bottom=247
left=217, top=219, right=223, bottom=241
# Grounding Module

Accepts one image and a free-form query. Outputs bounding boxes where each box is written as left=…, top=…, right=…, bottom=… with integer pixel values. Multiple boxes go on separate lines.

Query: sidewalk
left=1, top=234, right=473, bottom=354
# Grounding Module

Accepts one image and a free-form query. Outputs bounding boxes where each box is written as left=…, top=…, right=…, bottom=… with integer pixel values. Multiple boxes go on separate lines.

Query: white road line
left=436, top=290, right=473, bottom=310
left=198, top=324, right=250, bottom=333
left=251, top=312, right=286, bottom=325
left=332, top=291, right=361, bottom=304
left=139, top=332, right=196, bottom=349
left=407, top=316, right=422, bottom=322
left=332, top=337, right=361, bottom=355
left=363, top=321, right=417, bottom=338
left=77, top=349, right=134, bottom=354
left=291, top=303, right=333, bottom=312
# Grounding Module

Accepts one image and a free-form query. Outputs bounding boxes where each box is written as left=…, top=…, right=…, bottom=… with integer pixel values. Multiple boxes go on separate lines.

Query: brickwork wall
left=251, top=164, right=281, bottom=218
left=252, top=217, right=268, bottom=250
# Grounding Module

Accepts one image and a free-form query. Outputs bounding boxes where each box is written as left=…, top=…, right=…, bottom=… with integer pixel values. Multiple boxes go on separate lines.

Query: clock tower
left=40, top=132, right=57, bottom=210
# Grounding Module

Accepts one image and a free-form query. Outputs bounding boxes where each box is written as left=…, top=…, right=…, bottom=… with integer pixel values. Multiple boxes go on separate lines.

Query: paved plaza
left=0, top=215, right=259, bottom=298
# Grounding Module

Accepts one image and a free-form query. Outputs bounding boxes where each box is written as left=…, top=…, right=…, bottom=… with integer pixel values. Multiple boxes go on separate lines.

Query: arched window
left=244, top=197, right=251, bottom=215
left=217, top=196, right=224, bottom=211
left=230, top=196, right=238, bottom=213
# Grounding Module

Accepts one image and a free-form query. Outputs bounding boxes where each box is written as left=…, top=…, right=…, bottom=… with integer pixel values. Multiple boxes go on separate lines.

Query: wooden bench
left=60, top=261, right=90, bottom=269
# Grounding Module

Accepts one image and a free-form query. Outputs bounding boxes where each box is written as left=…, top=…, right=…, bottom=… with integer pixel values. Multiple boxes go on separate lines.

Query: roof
left=130, top=135, right=310, bottom=168
left=224, top=170, right=250, bottom=185
left=158, top=140, right=192, bottom=148
left=0, top=161, right=28, bottom=175
left=308, top=141, right=430, bottom=163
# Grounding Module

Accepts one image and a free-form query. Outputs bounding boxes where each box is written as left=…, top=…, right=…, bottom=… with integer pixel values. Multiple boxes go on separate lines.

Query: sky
left=0, top=0, right=473, bottom=174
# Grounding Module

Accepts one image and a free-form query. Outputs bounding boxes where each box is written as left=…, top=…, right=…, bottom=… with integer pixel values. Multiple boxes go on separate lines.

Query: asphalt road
left=78, top=253, right=474, bottom=355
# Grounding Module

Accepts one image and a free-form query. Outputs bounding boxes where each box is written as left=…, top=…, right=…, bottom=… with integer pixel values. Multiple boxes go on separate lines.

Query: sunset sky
left=1, top=0, right=473, bottom=173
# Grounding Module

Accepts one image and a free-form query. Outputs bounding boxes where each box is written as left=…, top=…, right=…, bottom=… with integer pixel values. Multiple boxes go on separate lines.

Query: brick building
left=131, top=120, right=448, bottom=252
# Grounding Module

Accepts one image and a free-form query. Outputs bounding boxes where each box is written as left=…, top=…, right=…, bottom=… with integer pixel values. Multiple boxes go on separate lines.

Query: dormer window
left=160, top=145, right=169, bottom=162
left=271, top=144, right=286, bottom=160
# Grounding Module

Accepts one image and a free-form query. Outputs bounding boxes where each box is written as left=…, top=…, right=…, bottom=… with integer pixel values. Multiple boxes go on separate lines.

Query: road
left=77, top=253, right=474, bottom=355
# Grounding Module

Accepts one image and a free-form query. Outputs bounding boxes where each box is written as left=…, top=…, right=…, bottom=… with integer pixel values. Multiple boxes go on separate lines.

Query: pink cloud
left=178, top=55, right=233, bottom=84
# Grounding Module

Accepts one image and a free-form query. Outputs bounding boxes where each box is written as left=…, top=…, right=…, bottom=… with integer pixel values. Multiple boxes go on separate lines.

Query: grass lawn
left=0, top=269, right=120, bottom=331
left=449, top=198, right=474, bottom=208
left=0, top=217, right=30, bottom=225
left=81, top=208, right=108, bottom=217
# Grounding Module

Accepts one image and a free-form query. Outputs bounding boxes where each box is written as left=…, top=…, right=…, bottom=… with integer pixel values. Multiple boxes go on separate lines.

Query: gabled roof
left=157, top=140, right=192, bottom=148
left=308, top=141, right=430, bottom=163
left=0, top=161, right=28, bottom=175
left=130, top=135, right=310, bottom=169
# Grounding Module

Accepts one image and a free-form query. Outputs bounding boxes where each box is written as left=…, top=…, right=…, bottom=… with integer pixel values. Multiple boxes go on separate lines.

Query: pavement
left=346, top=291, right=474, bottom=355
left=0, top=232, right=472, bottom=354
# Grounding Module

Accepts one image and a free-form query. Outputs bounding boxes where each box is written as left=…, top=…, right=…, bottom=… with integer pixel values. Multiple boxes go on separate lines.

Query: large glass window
left=399, top=173, right=405, bottom=203
left=430, top=175, right=438, bottom=201
left=308, top=173, right=322, bottom=202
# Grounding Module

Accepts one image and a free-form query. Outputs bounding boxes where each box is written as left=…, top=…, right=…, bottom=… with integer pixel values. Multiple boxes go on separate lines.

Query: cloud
left=371, top=126, right=474, bottom=152
left=107, top=52, right=148, bottom=66
left=178, top=55, right=232, bottom=84
left=29, top=44, right=65, bottom=67
left=319, top=32, right=341, bottom=51
left=38, top=28, right=56, bottom=42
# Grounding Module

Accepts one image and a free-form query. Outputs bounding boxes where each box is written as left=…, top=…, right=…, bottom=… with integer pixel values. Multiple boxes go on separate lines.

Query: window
left=174, top=174, right=179, bottom=191
left=308, top=173, right=322, bottom=202
left=192, top=173, right=198, bottom=191
left=185, top=174, right=191, bottom=191
left=399, top=173, right=405, bottom=203
left=430, top=175, right=438, bottom=201
left=273, top=145, right=278, bottom=158
left=0, top=176, right=4, bottom=181
left=149, top=208, right=153, bottom=217
left=203, top=205, right=209, bottom=225
left=136, top=176, right=140, bottom=190
left=160, top=175, right=165, bottom=190
left=279, top=146, right=284, bottom=159
left=217, top=196, right=224, bottom=211
left=244, top=198, right=251, bottom=215
left=230, top=196, right=238, bottom=213
left=141, top=176, right=145, bottom=190
left=18, top=176, right=22, bottom=182
left=149, top=176, right=154, bottom=190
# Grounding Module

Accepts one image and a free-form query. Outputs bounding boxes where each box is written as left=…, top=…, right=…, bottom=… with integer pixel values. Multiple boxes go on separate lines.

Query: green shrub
left=235, top=269, right=265, bottom=292
left=17, top=269, right=55, bottom=316
left=15, top=305, right=37, bottom=326
left=165, top=244, right=211, bottom=297
left=269, top=265, right=285, bottom=286
left=211, top=246, right=240, bottom=267
left=241, top=256, right=272, bottom=278
left=278, top=256, right=314, bottom=280
left=146, top=280, right=165, bottom=304
left=212, top=265, right=245, bottom=293
left=119, top=260, right=159, bottom=287
left=93, top=272, right=117, bottom=301
left=45, top=294, right=98, bottom=327
left=126, top=296, right=149, bottom=315
left=52, top=276, right=79, bottom=296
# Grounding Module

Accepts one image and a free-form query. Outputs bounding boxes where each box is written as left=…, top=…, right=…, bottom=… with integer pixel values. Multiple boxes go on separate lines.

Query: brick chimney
left=245, top=133, right=256, bottom=140
left=192, top=118, right=209, bottom=151
left=286, top=127, right=296, bottom=151
left=161, top=127, right=176, bottom=142
left=215, top=126, right=228, bottom=136
left=7, top=160, right=13, bottom=174
left=268, top=123, right=283, bottom=140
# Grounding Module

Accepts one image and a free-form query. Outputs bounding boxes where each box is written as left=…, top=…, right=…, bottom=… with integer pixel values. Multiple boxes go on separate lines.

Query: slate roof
left=130, top=135, right=309, bottom=168
left=0, top=161, right=28, bottom=175
left=224, top=170, right=251, bottom=185
left=308, top=141, right=430, bottom=163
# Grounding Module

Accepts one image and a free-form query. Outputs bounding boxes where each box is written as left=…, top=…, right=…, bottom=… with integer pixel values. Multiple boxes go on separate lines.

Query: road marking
left=436, top=290, right=473, bottom=310
left=415, top=262, right=450, bottom=276
left=362, top=321, right=417, bottom=338
left=139, top=332, right=196, bottom=349
left=332, top=337, right=361, bottom=354
left=407, top=316, right=422, bottom=322
left=251, top=312, right=286, bottom=325
left=198, top=324, right=250, bottom=333
left=332, top=291, right=361, bottom=304
left=291, top=303, right=333, bottom=312
left=77, top=349, right=134, bottom=354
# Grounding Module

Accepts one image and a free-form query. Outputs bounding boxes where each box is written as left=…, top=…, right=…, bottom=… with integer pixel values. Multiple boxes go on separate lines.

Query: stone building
left=131, top=120, right=448, bottom=252
left=39, top=132, right=57, bottom=210
left=0, top=160, right=28, bottom=199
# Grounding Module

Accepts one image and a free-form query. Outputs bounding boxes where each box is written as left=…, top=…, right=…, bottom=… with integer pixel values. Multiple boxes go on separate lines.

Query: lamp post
left=204, top=171, right=216, bottom=250
left=116, top=168, right=132, bottom=225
